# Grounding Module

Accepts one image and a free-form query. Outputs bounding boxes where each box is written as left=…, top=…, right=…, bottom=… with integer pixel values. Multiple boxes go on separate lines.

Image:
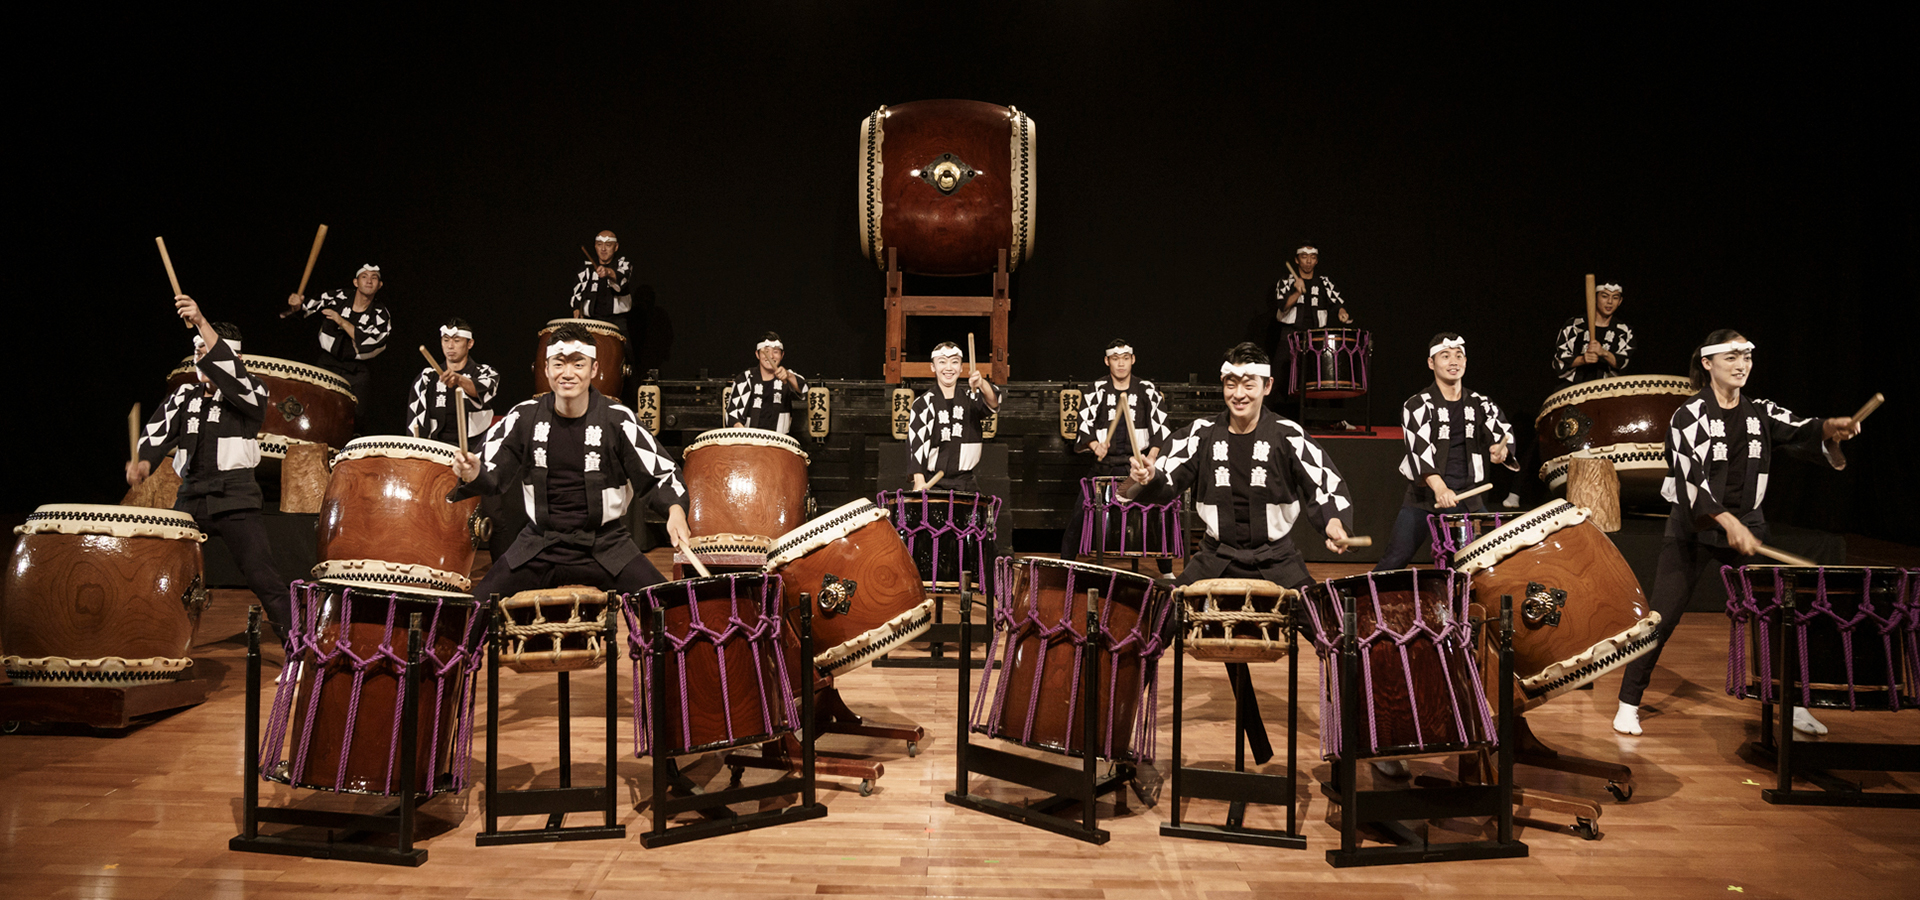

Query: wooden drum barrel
left=858, top=100, right=1038, bottom=276
left=314, top=436, right=482, bottom=592
left=764, top=499, right=933, bottom=676
left=167, top=354, right=357, bottom=456
left=533, top=317, right=629, bottom=401
left=683, top=427, right=810, bottom=542
left=2, top=504, right=208, bottom=685
left=1534, top=374, right=1693, bottom=509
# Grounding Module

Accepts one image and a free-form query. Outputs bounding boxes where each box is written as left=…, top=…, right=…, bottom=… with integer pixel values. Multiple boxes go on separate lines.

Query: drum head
left=19, top=503, right=203, bottom=542
left=765, top=499, right=888, bottom=570
left=686, top=427, right=807, bottom=459
left=334, top=435, right=462, bottom=465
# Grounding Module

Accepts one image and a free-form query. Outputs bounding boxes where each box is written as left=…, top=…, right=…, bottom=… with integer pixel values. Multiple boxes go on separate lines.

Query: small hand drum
left=1177, top=578, right=1296, bottom=663
left=498, top=586, right=612, bottom=674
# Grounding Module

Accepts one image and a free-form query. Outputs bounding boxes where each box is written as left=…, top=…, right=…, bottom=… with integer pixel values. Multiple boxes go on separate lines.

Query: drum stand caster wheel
left=727, top=766, right=745, bottom=787
left=907, top=741, right=919, bottom=758
left=859, top=779, right=874, bottom=797
left=1573, top=817, right=1600, bottom=841
left=2, top=721, right=20, bottom=734
left=1607, top=780, right=1633, bottom=802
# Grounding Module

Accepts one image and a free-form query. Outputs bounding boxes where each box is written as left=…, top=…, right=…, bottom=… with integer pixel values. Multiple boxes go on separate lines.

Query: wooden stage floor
left=3, top=552, right=1916, bottom=899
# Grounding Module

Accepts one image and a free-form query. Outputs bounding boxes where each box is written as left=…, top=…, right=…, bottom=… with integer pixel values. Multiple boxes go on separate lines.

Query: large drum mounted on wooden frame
left=1535, top=374, right=1693, bottom=509
left=683, top=427, right=810, bottom=541
left=314, top=436, right=484, bottom=592
left=167, top=354, right=357, bottom=456
left=533, top=317, right=630, bottom=401
left=2, top=504, right=209, bottom=685
left=764, top=499, right=934, bottom=676
left=858, top=100, right=1037, bottom=276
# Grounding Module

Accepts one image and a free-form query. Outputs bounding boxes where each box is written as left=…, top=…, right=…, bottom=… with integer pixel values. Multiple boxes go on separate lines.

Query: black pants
left=1175, top=557, right=1312, bottom=764
left=469, top=551, right=668, bottom=606
left=1617, top=537, right=1748, bottom=707
left=1373, top=496, right=1485, bottom=572
left=191, top=507, right=293, bottom=642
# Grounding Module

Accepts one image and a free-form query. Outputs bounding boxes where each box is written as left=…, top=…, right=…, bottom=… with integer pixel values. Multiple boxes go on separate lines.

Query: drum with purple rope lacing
left=261, top=579, right=485, bottom=796
left=876, top=488, right=999, bottom=596
left=1425, top=511, right=1515, bottom=570
left=1077, top=476, right=1184, bottom=559
left=1299, top=567, right=1494, bottom=760
left=622, top=572, right=800, bottom=757
left=971, top=557, right=1174, bottom=763
left=1287, top=327, right=1370, bottom=399
left=1723, top=565, right=1919, bottom=711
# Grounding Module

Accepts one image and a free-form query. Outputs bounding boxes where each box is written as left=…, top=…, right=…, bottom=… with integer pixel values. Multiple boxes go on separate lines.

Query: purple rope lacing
left=1287, top=329, right=1370, bottom=394
left=621, top=574, right=795, bottom=758
left=263, top=580, right=486, bottom=796
left=1077, top=477, right=1184, bottom=558
left=1724, top=565, right=1913, bottom=711
left=878, top=490, right=1001, bottom=599
left=1424, top=513, right=1511, bottom=569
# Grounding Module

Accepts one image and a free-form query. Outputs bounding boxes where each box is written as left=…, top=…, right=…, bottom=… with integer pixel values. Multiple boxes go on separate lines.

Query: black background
left=14, top=6, right=1914, bottom=543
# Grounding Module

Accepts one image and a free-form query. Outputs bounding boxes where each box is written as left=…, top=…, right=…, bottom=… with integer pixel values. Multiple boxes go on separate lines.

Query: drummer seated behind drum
left=1551, top=282, right=1633, bottom=384
left=1061, top=338, right=1171, bottom=571
left=725, top=331, right=808, bottom=435
left=448, top=322, right=691, bottom=602
left=406, top=318, right=499, bottom=453
left=907, top=342, right=1000, bottom=494
left=128, top=295, right=293, bottom=641
left=1126, top=342, right=1354, bottom=765
left=1373, top=333, right=1520, bottom=572
left=571, top=230, right=632, bottom=336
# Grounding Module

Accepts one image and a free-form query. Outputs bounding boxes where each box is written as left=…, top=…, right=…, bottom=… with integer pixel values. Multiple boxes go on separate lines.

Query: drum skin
left=986, top=559, right=1166, bottom=761
left=1534, top=374, right=1693, bottom=506
left=769, top=517, right=928, bottom=660
left=685, top=432, right=809, bottom=541
left=2, top=531, right=205, bottom=666
left=1463, top=516, right=1650, bottom=698
left=167, top=354, right=356, bottom=451
left=316, top=440, right=479, bottom=585
left=533, top=318, right=628, bottom=401
left=629, top=575, right=793, bottom=755
left=860, top=99, right=1037, bottom=276
left=1302, top=568, right=1491, bottom=756
left=1288, top=328, right=1371, bottom=399
left=279, top=586, right=477, bottom=794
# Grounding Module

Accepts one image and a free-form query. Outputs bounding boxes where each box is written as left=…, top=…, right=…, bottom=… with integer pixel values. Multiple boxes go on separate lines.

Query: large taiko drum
left=1287, top=327, right=1371, bottom=399
left=1300, top=568, right=1493, bottom=759
left=763, top=499, right=934, bottom=676
left=533, top=317, right=629, bottom=400
left=858, top=100, right=1038, bottom=276
left=1724, top=565, right=1918, bottom=711
left=314, top=436, right=484, bottom=592
left=877, top=488, right=999, bottom=596
left=167, top=354, right=357, bottom=456
left=972, top=557, right=1174, bottom=762
left=1535, top=374, right=1694, bottom=509
left=621, top=573, right=799, bottom=757
left=1452, top=500, right=1661, bottom=710
left=683, top=427, right=810, bottom=541
left=1078, top=476, right=1184, bottom=559
left=263, top=579, right=484, bottom=795
left=2, top=504, right=209, bottom=685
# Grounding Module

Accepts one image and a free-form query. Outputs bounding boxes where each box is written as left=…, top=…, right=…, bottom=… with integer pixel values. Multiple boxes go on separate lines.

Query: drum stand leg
left=1749, top=589, right=1920, bottom=808
left=1323, top=595, right=1527, bottom=867
left=230, top=608, right=431, bottom=867
left=946, top=589, right=1125, bottom=845
left=644, top=597, right=828, bottom=848
left=478, top=597, right=627, bottom=845
left=1159, top=595, right=1307, bottom=847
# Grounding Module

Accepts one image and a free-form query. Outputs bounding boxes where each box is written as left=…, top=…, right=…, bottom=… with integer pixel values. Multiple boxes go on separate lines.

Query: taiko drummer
left=571, top=230, right=633, bottom=336
left=1270, top=244, right=1352, bottom=404
left=1061, top=338, right=1172, bottom=570
left=907, top=342, right=1000, bottom=493
left=725, top=331, right=809, bottom=436
left=129, top=295, right=293, bottom=640
left=406, top=317, right=500, bottom=453
left=286, top=263, right=393, bottom=432
left=1552, top=281, right=1635, bottom=384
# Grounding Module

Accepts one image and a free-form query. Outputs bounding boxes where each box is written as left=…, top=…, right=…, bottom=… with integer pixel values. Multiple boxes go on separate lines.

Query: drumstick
left=1756, top=544, right=1818, bottom=568
left=1103, top=397, right=1124, bottom=451
left=1333, top=535, right=1373, bottom=548
left=418, top=345, right=446, bottom=375
left=127, top=403, right=142, bottom=463
left=967, top=333, right=978, bottom=376
left=155, top=236, right=189, bottom=328
left=924, top=470, right=945, bottom=490
left=418, top=346, right=469, bottom=451
left=1118, top=390, right=1147, bottom=466
left=674, top=535, right=713, bottom=578
left=581, top=245, right=595, bottom=263
left=296, top=224, right=328, bottom=296
left=1584, top=273, right=1598, bottom=346
left=1851, top=392, right=1884, bottom=425
left=1454, top=483, right=1495, bottom=502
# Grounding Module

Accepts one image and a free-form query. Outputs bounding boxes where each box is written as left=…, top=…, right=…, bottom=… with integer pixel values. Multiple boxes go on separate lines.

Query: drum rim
left=1298, top=327, right=1371, bottom=340
left=1177, top=577, right=1292, bottom=597
left=875, top=487, right=999, bottom=505
left=334, top=434, right=462, bottom=465
left=171, top=353, right=358, bottom=400
left=539, top=318, right=626, bottom=339
left=684, top=426, right=807, bottom=458
left=1538, top=441, right=1667, bottom=487
left=1452, top=500, right=1586, bottom=574
left=764, top=499, right=886, bottom=569
left=1016, top=554, right=1161, bottom=588
left=816, top=598, right=935, bottom=675
left=631, top=571, right=780, bottom=600
left=308, top=569, right=476, bottom=598
left=1536, top=373, right=1694, bottom=421
left=20, top=503, right=203, bottom=540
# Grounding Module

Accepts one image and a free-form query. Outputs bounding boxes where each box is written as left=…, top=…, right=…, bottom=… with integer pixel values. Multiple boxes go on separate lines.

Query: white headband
left=1105, top=345, right=1134, bottom=358
left=594, top=234, right=618, bottom=243
left=546, top=340, right=597, bottom=360
left=930, top=346, right=964, bottom=361
left=1429, top=337, right=1466, bottom=357
left=193, top=335, right=240, bottom=355
left=757, top=339, right=783, bottom=351
left=1296, top=246, right=1318, bottom=255
left=439, top=325, right=473, bottom=339
left=356, top=264, right=381, bottom=277
left=1699, top=340, right=1755, bottom=357
left=1220, top=362, right=1271, bottom=378
left=1596, top=283, right=1622, bottom=294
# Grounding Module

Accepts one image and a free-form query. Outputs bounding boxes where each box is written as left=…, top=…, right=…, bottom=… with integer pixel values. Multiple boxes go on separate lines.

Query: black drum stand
left=476, top=597, right=625, bottom=845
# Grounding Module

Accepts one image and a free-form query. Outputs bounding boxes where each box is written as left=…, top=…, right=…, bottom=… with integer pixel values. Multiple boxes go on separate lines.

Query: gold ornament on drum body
left=917, top=153, right=977, bottom=195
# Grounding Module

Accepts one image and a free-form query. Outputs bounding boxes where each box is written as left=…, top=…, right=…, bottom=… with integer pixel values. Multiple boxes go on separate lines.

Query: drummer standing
left=908, top=342, right=1000, bottom=493
left=449, top=322, right=690, bottom=601
left=1061, top=339, right=1170, bottom=567
left=1551, top=282, right=1634, bottom=383
left=406, top=318, right=500, bottom=452
left=1612, top=330, right=1860, bottom=737
left=1270, top=245, right=1350, bottom=401
left=286, top=263, right=393, bottom=432
left=725, top=332, right=808, bottom=435
left=128, top=296, right=292, bottom=640
left=1374, top=333, right=1520, bottom=571
left=571, top=230, right=632, bottom=336
left=1126, top=342, right=1354, bottom=764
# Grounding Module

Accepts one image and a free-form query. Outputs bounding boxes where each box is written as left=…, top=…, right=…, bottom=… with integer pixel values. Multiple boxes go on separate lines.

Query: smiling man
left=287, top=263, right=393, bottom=432
left=449, top=322, right=690, bottom=602
left=907, top=342, right=1000, bottom=493
left=407, top=317, right=499, bottom=452
left=725, top=331, right=808, bottom=435
left=571, top=230, right=633, bottom=335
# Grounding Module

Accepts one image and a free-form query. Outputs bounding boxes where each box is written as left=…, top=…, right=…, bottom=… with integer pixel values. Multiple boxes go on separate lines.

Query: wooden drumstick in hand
left=155, top=236, right=189, bottom=328
left=1851, top=392, right=1884, bottom=425
left=1118, top=391, right=1147, bottom=467
left=967, top=333, right=978, bottom=377
left=1333, top=535, right=1373, bottom=548
left=1756, top=544, right=1817, bottom=568
left=674, top=535, right=713, bottom=578
left=128, top=403, right=142, bottom=463
left=581, top=245, right=595, bottom=263
left=1454, top=483, right=1495, bottom=502
left=924, top=470, right=945, bottom=490
left=1584, top=273, right=1598, bottom=347
left=418, top=344, right=446, bottom=376
left=297, top=224, right=328, bottom=297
